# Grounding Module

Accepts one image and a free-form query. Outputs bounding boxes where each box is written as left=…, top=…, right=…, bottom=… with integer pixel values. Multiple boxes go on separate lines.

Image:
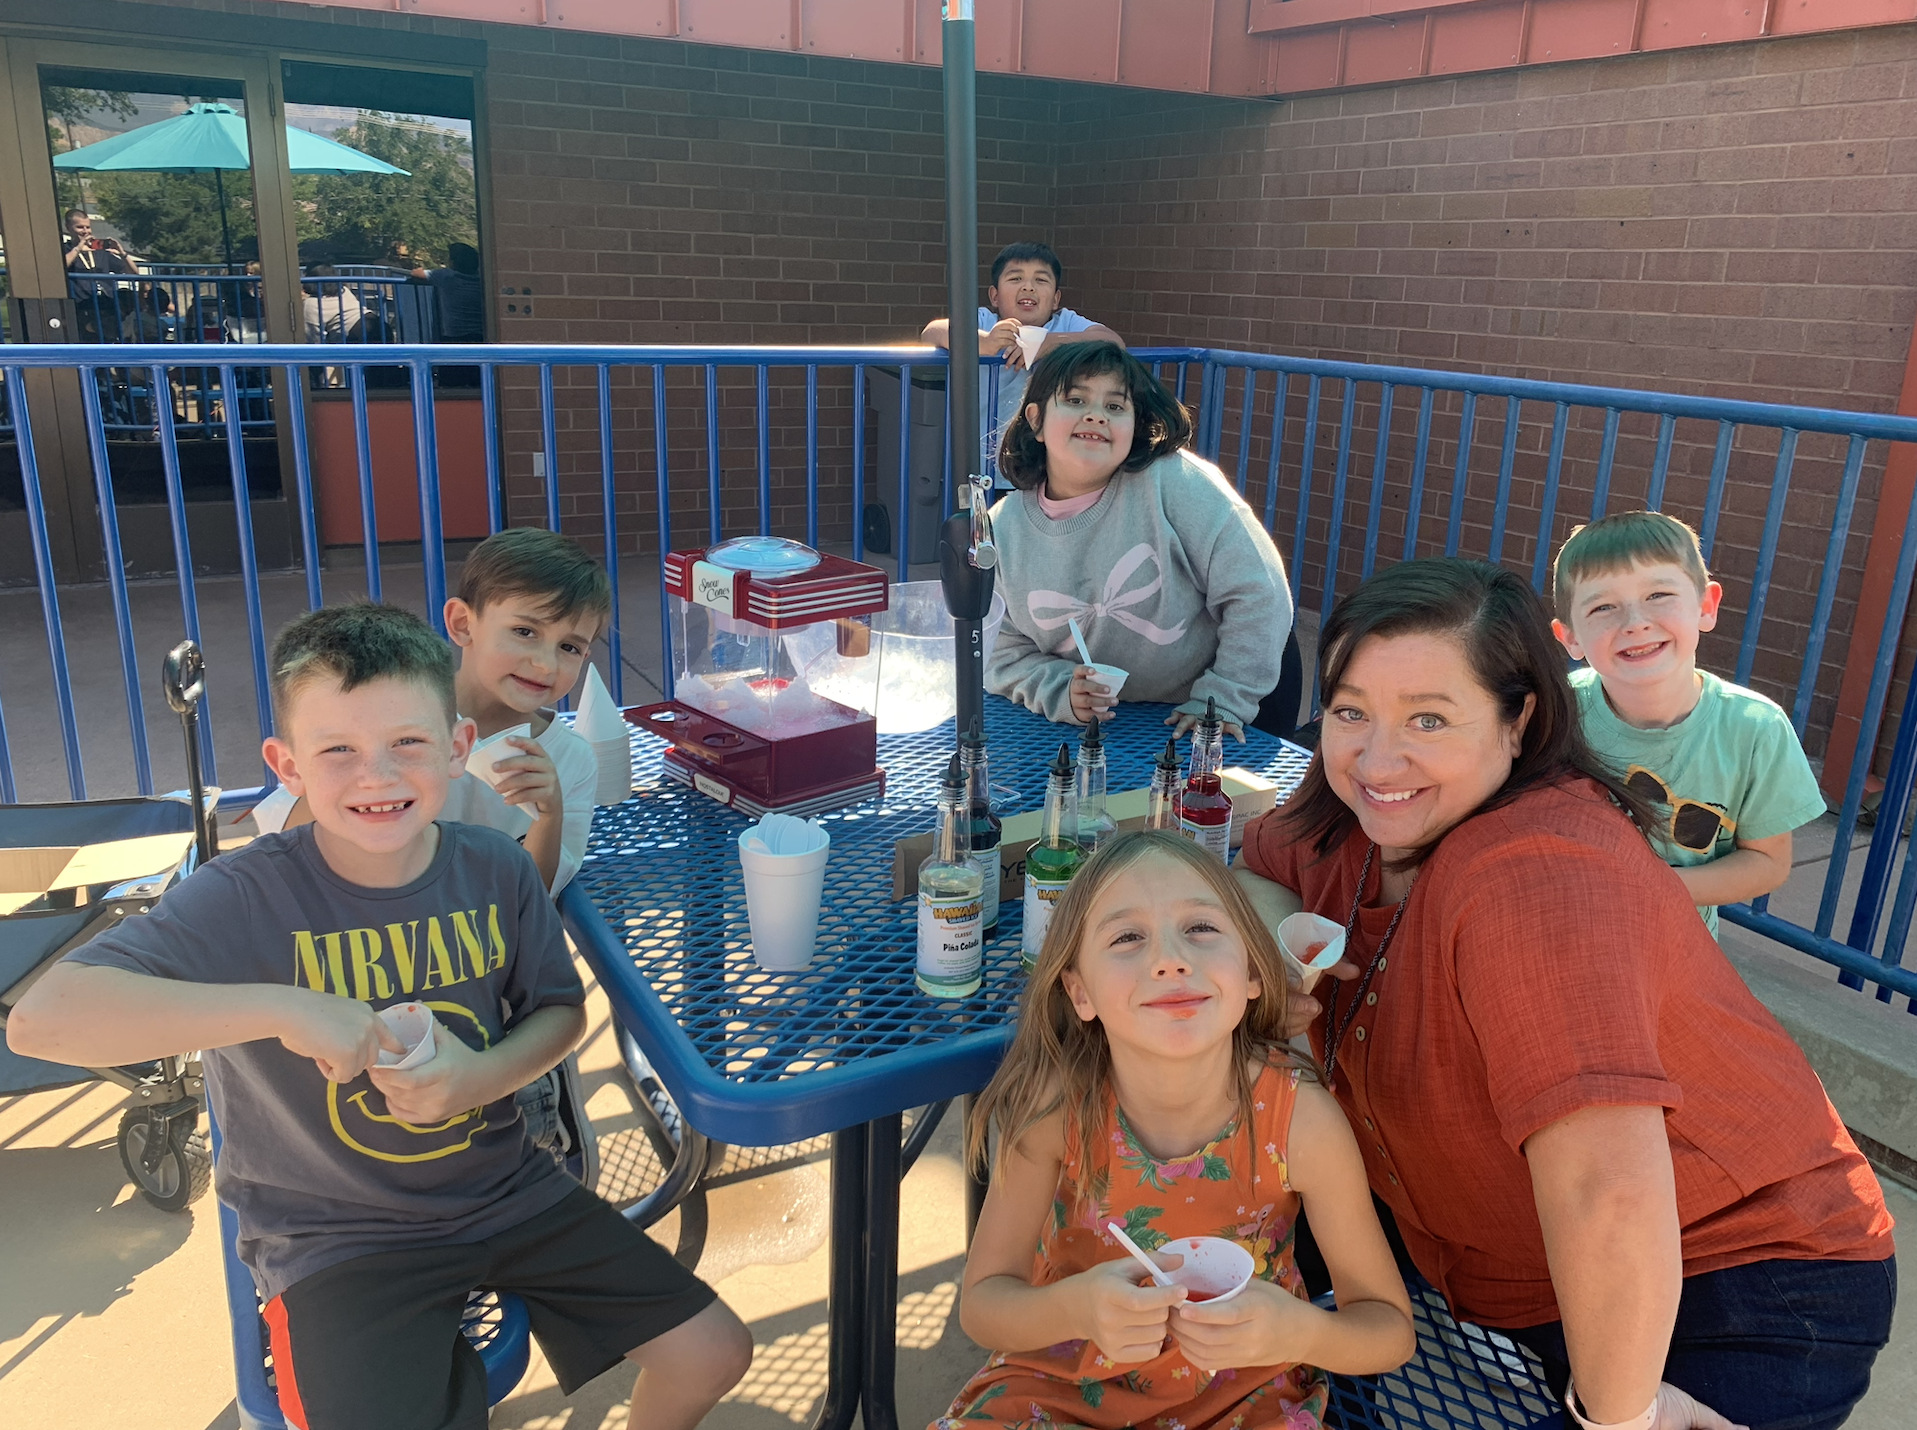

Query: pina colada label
left=1021, top=874, right=1071, bottom=963
left=917, top=890, right=983, bottom=992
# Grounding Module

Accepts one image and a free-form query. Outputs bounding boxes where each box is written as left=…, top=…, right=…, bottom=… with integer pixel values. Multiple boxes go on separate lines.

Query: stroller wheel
left=117, top=1107, right=212, bottom=1213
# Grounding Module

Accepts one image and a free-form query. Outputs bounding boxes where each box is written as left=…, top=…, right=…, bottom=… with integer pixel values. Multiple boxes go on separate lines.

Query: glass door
left=0, top=38, right=290, bottom=579
left=40, top=65, right=276, bottom=503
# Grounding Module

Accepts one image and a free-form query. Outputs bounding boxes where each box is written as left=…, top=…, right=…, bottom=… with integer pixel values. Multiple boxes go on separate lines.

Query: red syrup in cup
left=1303, top=940, right=1329, bottom=961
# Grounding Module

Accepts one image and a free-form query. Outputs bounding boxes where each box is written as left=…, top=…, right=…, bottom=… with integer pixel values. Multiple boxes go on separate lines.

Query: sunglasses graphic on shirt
left=1624, top=765, right=1735, bottom=853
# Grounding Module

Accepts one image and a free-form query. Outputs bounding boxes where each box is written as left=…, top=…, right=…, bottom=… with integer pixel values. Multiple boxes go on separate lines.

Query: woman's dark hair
left=996, top=340, right=1193, bottom=491
left=1280, top=558, right=1655, bottom=864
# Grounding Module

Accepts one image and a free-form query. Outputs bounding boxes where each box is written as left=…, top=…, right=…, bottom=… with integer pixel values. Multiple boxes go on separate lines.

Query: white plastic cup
left=1085, top=662, right=1129, bottom=700
left=1160, top=1235, right=1257, bottom=1305
left=1276, top=911, right=1346, bottom=996
left=375, top=1001, right=438, bottom=1070
left=738, top=828, right=831, bottom=971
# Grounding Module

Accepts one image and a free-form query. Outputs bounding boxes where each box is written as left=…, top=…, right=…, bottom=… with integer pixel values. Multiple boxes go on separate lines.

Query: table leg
left=807, top=1124, right=868, bottom=1430
left=961, top=1092, right=988, bottom=1247
left=860, top=1112, right=905, bottom=1430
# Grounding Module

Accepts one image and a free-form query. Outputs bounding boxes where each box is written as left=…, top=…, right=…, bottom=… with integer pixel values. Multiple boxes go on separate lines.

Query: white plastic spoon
left=1069, top=615, right=1094, bottom=667
left=1106, top=1221, right=1176, bottom=1289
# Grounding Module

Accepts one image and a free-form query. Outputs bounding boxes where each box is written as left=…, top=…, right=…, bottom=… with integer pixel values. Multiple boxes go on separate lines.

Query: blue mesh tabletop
left=561, top=697, right=1311, bottom=1146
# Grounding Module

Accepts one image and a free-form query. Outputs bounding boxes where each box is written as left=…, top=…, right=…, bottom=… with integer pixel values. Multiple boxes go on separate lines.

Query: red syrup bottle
left=1178, top=697, right=1232, bottom=863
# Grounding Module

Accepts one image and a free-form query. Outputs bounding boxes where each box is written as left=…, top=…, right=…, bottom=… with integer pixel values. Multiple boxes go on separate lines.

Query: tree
left=45, top=86, right=138, bottom=218
left=298, top=113, right=476, bottom=266
left=93, top=171, right=256, bottom=264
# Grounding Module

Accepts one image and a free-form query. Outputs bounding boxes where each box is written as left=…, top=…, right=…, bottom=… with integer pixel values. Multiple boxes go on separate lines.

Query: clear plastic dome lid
left=704, top=536, right=822, bottom=577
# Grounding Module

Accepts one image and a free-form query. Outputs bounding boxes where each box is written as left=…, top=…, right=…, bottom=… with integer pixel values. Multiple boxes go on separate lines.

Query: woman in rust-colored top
left=1236, top=560, right=1894, bottom=1430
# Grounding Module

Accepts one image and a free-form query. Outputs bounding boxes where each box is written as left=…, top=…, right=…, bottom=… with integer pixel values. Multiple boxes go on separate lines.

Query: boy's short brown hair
left=457, top=526, right=612, bottom=625
left=270, top=602, right=457, bottom=727
left=1552, top=510, right=1711, bottom=616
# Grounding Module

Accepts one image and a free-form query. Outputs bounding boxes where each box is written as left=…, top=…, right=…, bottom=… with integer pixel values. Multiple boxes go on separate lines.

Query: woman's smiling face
left=1319, top=630, right=1534, bottom=860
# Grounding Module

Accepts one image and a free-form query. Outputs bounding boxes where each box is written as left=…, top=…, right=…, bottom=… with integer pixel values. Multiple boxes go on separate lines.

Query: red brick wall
left=482, top=30, right=1061, bottom=549
left=1050, top=28, right=1917, bottom=759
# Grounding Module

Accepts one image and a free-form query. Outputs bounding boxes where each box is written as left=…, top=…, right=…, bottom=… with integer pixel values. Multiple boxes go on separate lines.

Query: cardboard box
left=890, top=768, right=1280, bottom=900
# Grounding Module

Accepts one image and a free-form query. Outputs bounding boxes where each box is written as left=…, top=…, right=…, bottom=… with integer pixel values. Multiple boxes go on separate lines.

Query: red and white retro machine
left=629, top=537, right=891, bottom=817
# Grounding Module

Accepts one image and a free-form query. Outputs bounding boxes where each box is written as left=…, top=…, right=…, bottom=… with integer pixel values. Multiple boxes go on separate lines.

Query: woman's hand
left=1070, top=665, right=1119, bottom=724
left=1064, top=1258, right=1188, bottom=1364
left=1171, top=1279, right=1318, bottom=1372
left=1282, top=958, right=1360, bottom=1039
left=1649, top=1381, right=1748, bottom=1430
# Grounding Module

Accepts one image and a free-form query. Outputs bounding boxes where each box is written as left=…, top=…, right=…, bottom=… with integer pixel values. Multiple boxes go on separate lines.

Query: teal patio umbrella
left=53, top=102, right=408, bottom=266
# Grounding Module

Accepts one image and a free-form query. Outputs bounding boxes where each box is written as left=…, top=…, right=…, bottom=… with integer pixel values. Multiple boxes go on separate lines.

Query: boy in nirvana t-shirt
left=6, top=603, right=750, bottom=1430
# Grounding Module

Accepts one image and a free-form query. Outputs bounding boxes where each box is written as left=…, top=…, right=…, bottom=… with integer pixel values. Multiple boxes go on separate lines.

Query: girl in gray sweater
left=985, top=341, right=1293, bottom=736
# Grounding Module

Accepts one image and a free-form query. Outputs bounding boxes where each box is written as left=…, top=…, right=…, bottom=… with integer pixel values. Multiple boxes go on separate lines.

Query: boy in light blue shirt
left=921, top=241, right=1122, bottom=481
left=1552, top=510, right=1826, bottom=936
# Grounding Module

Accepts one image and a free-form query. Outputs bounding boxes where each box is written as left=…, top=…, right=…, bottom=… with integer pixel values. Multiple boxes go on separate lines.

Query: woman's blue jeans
left=1496, top=1255, right=1898, bottom=1430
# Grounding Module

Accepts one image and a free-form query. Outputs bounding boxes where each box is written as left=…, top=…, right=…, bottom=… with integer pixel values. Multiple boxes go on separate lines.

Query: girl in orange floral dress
left=935, top=832, right=1413, bottom=1430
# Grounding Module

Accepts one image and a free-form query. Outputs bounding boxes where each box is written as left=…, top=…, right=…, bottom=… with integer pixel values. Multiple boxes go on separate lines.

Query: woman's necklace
left=1322, top=843, right=1416, bottom=1092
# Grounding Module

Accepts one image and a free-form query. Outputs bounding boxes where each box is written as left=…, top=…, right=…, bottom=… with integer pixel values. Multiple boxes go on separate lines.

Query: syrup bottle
left=917, top=752, right=983, bottom=998
left=960, top=717, right=1001, bottom=937
left=1022, top=742, right=1082, bottom=970
left=1179, top=697, right=1233, bottom=862
left=1145, top=737, right=1183, bottom=832
left=1075, top=716, right=1116, bottom=853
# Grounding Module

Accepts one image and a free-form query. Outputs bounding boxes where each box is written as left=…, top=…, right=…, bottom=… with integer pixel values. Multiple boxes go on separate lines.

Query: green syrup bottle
left=1022, top=742, right=1082, bottom=970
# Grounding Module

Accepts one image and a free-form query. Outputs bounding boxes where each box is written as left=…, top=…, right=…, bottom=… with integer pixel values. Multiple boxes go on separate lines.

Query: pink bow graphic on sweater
left=1028, top=543, right=1188, bottom=647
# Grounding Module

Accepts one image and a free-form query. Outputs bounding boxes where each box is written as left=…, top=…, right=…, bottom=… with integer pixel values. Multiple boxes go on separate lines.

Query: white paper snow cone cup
left=1015, top=325, right=1047, bottom=367
left=1276, top=912, right=1347, bottom=995
left=375, top=1002, right=438, bottom=1070
left=738, top=827, right=831, bottom=971
left=1161, top=1235, right=1256, bottom=1305
left=1086, top=663, right=1129, bottom=699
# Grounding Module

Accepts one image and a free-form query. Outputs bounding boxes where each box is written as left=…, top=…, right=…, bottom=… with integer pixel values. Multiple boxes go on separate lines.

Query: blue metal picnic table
left=560, top=696, right=1559, bottom=1430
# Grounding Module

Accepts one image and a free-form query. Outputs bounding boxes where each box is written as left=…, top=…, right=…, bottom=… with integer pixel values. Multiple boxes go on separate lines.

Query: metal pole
left=215, top=169, right=234, bottom=270
left=937, top=1, right=996, bottom=745
left=943, top=0, right=979, bottom=487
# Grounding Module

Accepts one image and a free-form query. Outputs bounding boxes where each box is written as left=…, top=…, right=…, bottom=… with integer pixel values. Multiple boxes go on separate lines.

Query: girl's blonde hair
left=965, top=830, right=1305, bottom=1178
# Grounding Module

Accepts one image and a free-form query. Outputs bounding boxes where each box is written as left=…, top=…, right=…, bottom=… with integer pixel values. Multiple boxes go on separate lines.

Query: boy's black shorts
left=263, top=1183, right=716, bottom=1430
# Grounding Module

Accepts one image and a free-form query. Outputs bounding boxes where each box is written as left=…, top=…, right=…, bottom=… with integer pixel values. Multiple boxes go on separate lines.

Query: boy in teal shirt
left=1552, top=510, right=1826, bottom=936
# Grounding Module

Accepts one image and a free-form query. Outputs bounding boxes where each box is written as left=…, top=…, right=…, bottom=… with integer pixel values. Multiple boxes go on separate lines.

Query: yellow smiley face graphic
left=326, top=1002, right=493, bottom=1164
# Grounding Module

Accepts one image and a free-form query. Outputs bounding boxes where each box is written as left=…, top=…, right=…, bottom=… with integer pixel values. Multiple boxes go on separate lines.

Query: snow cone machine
left=629, top=537, right=893, bottom=817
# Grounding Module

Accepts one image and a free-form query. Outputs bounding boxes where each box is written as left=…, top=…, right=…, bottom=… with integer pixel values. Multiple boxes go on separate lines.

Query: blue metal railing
left=2, top=340, right=1914, bottom=1016
left=52, top=275, right=435, bottom=439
